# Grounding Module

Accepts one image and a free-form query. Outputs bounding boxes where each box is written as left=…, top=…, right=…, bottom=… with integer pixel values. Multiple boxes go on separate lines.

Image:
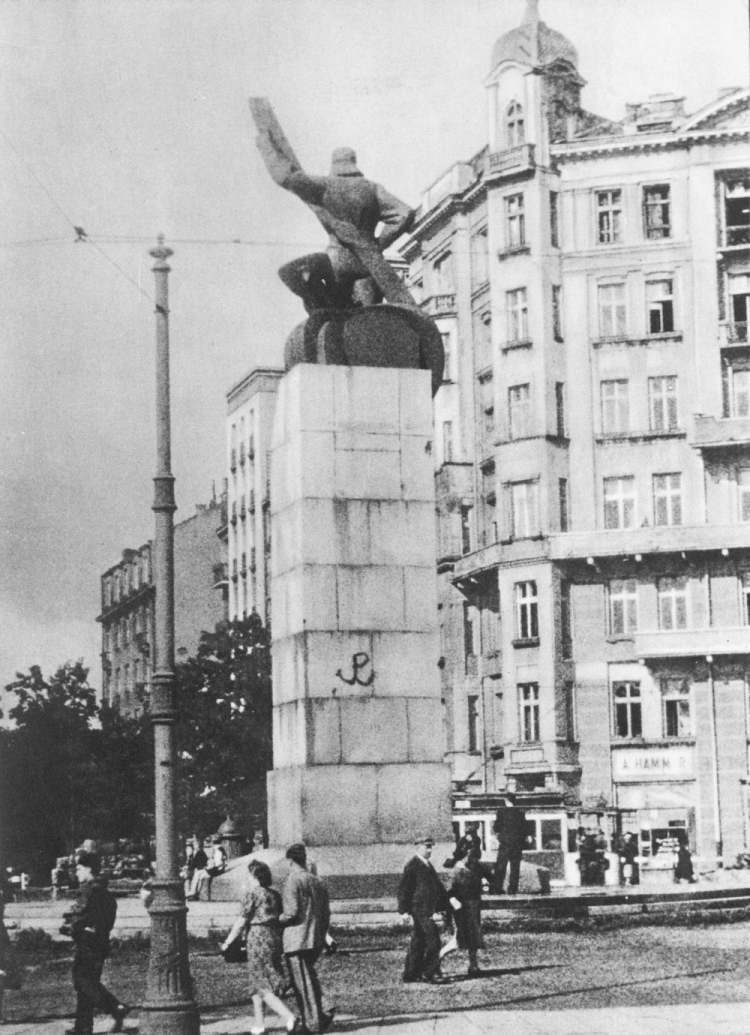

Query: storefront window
left=662, top=677, right=691, bottom=737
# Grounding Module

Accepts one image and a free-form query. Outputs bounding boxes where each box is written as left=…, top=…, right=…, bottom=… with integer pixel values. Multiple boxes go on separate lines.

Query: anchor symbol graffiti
left=336, top=651, right=374, bottom=687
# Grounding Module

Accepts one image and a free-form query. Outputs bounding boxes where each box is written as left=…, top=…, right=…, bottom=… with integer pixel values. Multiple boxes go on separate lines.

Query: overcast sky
left=0, top=0, right=748, bottom=689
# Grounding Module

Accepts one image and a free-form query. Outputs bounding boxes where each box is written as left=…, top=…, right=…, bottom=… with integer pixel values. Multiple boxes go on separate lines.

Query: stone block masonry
left=267, top=365, right=453, bottom=894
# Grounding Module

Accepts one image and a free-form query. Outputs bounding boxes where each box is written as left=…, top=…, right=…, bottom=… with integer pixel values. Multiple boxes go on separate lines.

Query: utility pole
left=141, top=236, right=200, bottom=1035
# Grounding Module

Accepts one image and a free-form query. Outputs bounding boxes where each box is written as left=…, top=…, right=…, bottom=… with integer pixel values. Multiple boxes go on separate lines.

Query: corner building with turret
left=402, top=0, right=750, bottom=883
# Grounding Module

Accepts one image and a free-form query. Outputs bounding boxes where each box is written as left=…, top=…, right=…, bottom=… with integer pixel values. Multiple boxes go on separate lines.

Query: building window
left=722, top=353, right=750, bottom=417
left=559, top=478, right=569, bottom=532
left=505, top=193, right=525, bottom=248
left=507, top=287, right=528, bottom=342
left=468, top=695, right=480, bottom=753
left=510, top=480, right=539, bottom=538
left=515, top=580, right=539, bottom=640
left=441, top=332, right=452, bottom=381
left=475, top=311, right=493, bottom=370
left=658, top=576, right=689, bottom=630
left=603, top=476, right=636, bottom=529
left=648, top=375, right=678, bottom=431
left=560, top=581, right=573, bottom=659
left=508, top=383, right=532, bottom=439
left=598, top=283, right=627, bottom=338
left=552, top=285, right=563, bottom=341
left=601, top=379, right=630, bottom=434
left=555, top=382, right=566, bottom=437
left=519, top=683, right=540, bottom=742
left=564, top=680, right=576, bottom=741
left=614, top=681, right=642, bottom=738
left=597, top=189, right=622, bottom=244
left=480, top=466, right=497, bottom=547
left=723, top=176, right=750, bottom=247
left=662, top=678, right=691, bottom=737
left=443, top=421, right=454, bottom=463
left=647, top=279, right=674, bottom=334
left=728, top=273, right=750, bottom=332
left=506, top=100, right=524, bottom=147
left=471, top=229, right=489, bottom=289
left=609, top=579, right=638, bottom=636
left=463, top=602, right=476, bottom=670
left=739, top=469, right=750, bottom=523
left=643, top=185, right=671, bottom=239
left=460, top=504, right=473, bottom=555
left=433, top=251, right=453, bottom=294
left=741, top=571, right=750, bottom=623
left=550, top=191, right=559, bottom=248
left=653, top=473, right=682, bottom=526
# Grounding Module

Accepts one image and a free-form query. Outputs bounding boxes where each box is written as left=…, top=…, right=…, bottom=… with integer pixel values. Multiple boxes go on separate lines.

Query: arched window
left=507, top=101, right=525, bottom=148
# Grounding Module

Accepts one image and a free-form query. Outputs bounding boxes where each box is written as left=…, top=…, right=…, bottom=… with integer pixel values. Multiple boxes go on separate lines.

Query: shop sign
left=612, top=745, right=694, bottom=782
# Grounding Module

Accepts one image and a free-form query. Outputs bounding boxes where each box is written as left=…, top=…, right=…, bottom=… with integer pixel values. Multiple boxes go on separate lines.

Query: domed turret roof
left=218, top=816, right=240, bottom=836
left=491, top=0, right=578, bottom=72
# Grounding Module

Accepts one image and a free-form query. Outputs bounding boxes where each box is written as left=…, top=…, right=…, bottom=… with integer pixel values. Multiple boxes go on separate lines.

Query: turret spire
left=523, top=0, right=540, bottom=64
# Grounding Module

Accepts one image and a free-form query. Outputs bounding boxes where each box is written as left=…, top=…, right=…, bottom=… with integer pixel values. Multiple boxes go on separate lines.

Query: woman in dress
left=439, top=855, right=485, bottom=977
left=220, top=860, right=298, bottom=1035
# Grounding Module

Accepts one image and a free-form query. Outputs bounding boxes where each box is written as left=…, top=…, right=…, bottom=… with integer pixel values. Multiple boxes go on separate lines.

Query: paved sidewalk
left=5, top=999, right=750, bottom=1035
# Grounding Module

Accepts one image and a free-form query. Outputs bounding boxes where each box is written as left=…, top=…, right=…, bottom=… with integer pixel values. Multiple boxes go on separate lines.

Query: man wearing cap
left=256, top=136, right=416, bottom=313
left=61, top=851, right=128, bottom=1035
left=279, top=843, right=334, bottom=1034
left=493, top=793, right=528, bottom=895
left=397, top=836, right=450, bottom=985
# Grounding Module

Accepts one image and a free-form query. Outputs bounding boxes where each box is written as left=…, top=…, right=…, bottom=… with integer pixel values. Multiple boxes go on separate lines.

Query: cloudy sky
left=0, top=0, right=748, bottom=689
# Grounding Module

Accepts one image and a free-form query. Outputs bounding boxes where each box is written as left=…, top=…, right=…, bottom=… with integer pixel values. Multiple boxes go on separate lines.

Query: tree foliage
left=175, top=614, right=272, bottom=838
left=0, top=615, right=273, bottom=878
left=0, top=662, right=152, bottom=880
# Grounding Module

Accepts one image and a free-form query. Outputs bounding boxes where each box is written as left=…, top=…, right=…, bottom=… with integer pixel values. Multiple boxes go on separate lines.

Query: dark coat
left=64, top=878, right=117, bottom=955
left=493, top=805, right=527, bottom=854
left=397, top=856, right=449, bottom=918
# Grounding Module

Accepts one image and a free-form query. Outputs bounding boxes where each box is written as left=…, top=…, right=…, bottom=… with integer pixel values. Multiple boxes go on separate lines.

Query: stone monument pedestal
left=267, top=364, right=452, bottom=897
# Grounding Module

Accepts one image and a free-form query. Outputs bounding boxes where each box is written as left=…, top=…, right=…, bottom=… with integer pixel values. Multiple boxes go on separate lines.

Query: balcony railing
left=635, top=626, right=750, bottom=659
left=692, top=414, right=750, bottom=449
left=721, top=321, right=748, bottom=344
left=723, top=225, right=750, bottom=247
left=488, top=143, right=536, bottom=177
left=550, top=522, right=750, bottom=561
left=421, top=293, right=457, bottom=317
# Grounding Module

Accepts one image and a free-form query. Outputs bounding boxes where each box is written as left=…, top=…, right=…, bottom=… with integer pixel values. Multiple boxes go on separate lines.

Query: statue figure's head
left=330, top=147, right=363, bottom=178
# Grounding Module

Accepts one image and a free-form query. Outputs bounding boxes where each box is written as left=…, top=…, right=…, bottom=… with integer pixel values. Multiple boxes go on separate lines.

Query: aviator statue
left=250, top=99, right=444, bottom=394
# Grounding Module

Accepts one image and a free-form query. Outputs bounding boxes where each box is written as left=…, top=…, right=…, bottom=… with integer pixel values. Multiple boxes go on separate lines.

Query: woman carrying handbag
left=220, top=859, right=299, bottom=1034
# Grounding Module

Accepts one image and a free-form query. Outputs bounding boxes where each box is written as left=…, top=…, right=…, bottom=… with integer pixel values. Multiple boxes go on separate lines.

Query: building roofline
left=226, top=365, right=285, bottom=411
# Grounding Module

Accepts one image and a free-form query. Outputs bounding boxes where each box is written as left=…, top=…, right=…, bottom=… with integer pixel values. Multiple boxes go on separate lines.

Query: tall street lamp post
left=141, top=236, right=200, bottom=1035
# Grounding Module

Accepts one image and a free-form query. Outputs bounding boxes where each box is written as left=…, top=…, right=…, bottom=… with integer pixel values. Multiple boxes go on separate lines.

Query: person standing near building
left=280, top=844, right=333, bottom=1035
left=188, top=840, right=209, bottom=901
left=492, top=793, right=527, bottom=895
left=61, top=851, right=128, bottom=1035
left=397, top=835, right=450, bottom=985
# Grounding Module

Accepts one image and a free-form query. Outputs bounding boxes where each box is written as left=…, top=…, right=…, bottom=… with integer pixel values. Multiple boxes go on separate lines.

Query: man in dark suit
left=61, top=851, right=128, bottom=1035
left=397, top=835, right=450, bottom=985
left=493, top=793, right=527, bottom=895
left=280, top=843, right=333, bottom=1034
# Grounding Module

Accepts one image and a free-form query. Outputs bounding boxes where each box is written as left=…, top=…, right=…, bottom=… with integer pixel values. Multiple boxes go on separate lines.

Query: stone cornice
left=553, top=126, right=749, bottom=163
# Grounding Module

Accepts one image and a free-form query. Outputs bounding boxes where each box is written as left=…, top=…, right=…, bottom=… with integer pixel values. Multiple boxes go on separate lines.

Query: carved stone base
left=284, top=304, right=445, bottom=396
left=140, top=880, right=200, bottom=1035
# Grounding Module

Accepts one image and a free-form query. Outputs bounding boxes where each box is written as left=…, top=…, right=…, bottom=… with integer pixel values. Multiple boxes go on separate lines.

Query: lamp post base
left=140, top=880, right=200, bottom=1035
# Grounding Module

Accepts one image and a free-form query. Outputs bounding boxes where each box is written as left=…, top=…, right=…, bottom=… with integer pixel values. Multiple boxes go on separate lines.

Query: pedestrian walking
left=220, top=859, right=298, bottom=1034
left=439, top=855, right=485, bottom=977
left=280, top=843, right=334, bottom=1034
left=61, top=851, right=129, bottom=1035
left=492, top=793, right=527, bottom=895
left=188, top=841, right=209, bottom=901
left=397, top=835, right=450, bottom=985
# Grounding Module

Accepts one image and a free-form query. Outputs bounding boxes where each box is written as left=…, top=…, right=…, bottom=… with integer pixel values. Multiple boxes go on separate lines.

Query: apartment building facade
left=225, top=367, right=284, bottom=626
left=98, top=499, right=227, bottom=715
left=401, top=1, right=750, bottom=876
